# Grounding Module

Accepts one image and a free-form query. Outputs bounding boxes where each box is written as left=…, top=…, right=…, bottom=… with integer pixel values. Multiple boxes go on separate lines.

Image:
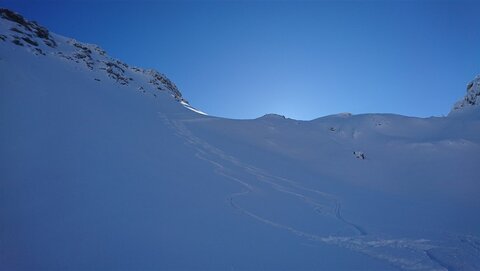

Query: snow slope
left=1, top=9, right=480, bottom=270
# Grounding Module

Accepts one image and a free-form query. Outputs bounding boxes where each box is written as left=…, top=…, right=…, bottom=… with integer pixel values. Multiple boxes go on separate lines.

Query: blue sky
left=3, top=1, right=479, bottom=120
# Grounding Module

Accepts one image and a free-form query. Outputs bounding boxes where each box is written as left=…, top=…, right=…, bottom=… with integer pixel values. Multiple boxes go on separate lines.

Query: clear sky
left=3, top=0, right=479, bottom=120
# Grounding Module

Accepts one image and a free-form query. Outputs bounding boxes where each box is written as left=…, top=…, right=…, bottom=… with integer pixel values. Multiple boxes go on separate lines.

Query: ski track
left=158, top=113, right=478, bottom=271
left=425, top=250, right=455, bottom=271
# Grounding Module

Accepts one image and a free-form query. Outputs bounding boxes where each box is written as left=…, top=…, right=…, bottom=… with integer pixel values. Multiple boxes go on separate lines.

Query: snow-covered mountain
left=451, top=75, right=480, bottom=114
left=1, top=9, right=480, bottom=271
left=0, top=8, right=188, bottom=104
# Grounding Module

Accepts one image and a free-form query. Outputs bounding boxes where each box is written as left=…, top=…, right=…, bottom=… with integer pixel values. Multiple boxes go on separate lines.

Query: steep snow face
left=0, top=8, right=187, bottom=105
left=1, top=8, right=480, bottom=271
left=451, top=75, right=480, bottom=112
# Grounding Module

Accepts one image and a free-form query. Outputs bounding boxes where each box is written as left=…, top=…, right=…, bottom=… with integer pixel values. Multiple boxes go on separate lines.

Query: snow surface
left=1, top=9, right=480, bottom=270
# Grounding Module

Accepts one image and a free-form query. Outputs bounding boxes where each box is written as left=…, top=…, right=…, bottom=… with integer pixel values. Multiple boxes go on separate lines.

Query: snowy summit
left=0, top=8, right=190, bottom=106
left=452, top=75, right=480, bottom=112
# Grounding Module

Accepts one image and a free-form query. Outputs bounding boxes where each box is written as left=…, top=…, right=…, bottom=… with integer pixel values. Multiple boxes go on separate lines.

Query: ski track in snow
left=156, top=113, right=480, bottom=271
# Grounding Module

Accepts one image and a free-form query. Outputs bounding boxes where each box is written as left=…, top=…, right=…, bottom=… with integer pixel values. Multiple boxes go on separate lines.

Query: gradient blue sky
left=3, top=0, right=479, bottom=120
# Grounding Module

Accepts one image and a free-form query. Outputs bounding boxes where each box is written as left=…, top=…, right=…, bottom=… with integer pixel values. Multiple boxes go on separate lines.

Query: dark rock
left=10, top=27, right=24, bottom=34
left=1, top=9, right=57, bottom=48
left=0, top=9, right=28, bottom=27
left=104, top=61, right=129, bottom=85
left=34, top=48, right=45, bottom=56
left=74, top=53, right=87, bottom=59
left=32, top=23, right=49, bottom=39
left=43, top=39, right=57, bottom=48
left=22, top=37, right=38, bottom=46
left=12, top=39, right=23, bottom=46
left=73, top=42, right=92, bottom=54
left=147, top=70, right=183, bottom=101
left=353, top=151, right=366, bottom=160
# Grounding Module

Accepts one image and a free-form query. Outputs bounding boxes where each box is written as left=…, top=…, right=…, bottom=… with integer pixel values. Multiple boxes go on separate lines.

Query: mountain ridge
left=0, top=8, right=188, bottom=107
left=1, top=7, right=478, bottom=120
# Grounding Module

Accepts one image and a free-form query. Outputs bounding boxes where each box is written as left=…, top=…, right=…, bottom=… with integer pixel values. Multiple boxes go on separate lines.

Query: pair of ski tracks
left=158, top=114, right=450, bottom=271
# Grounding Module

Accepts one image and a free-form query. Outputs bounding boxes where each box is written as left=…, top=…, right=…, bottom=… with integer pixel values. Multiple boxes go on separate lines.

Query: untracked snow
left=1, top=9, right=480, bottom=271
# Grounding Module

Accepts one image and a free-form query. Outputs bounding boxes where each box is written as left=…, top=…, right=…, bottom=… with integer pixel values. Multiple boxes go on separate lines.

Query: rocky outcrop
left=0, top=8, right=188, bottom=104
left=451, top=75, right=480, bottom=112
left=0, top=8, right=56, bottom=48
